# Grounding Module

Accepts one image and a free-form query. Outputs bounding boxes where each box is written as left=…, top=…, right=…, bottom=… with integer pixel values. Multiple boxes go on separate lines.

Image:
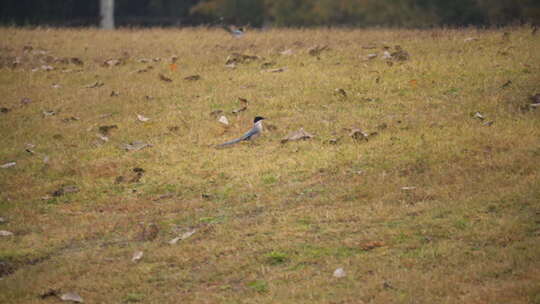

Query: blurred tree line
left=0, top=0, right=538, bottom=27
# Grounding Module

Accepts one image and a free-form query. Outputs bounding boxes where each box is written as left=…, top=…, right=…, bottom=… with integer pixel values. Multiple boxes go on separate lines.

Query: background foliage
left=0, top=0, right=539, bottom=27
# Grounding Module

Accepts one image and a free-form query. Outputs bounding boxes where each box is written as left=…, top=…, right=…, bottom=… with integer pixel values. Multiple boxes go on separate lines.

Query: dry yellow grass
left=0, top=26, right=539, bottom=303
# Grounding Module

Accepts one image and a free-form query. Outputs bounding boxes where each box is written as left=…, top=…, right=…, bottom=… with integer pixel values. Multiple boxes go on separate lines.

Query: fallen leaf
left=333, top=268, right=346, bottom=278
left=159, top=73, right=172, bottom=82
left=170, top=63, right=177, bottom=71
left=366, top=53, right=378, bottom=60
left=20, top=97, right=32, bottom=105
left=267, top=67, right=286, bottom=73
left=349, top=128, right=369, bottom=141
left=96, top=134, right=109, bottom=142
left=472, top=112, right=485, bottom=120
left=98, top=125, right=118, bottom=135
left=103, top=59, right=121, bottom=67
left=280, top=49, right=293, bottom=55
left=0, top=230, right=14, bottom=236
left=218, top=115, right=229, bottom=125
left=529, top=93, right=540, bottom=104
left=335, top=88, right=347, bottom=98
left=401, top=186, right=416, bottom=191
left=184, top=75, right=201, bottom=81
left=360, top=241, right=385, bottom=251
left=43, top=110, right=56, bottom=116
left=225, top=53, right=261, bottom=65
left=209, top=110, right=223, bottom=117
left=501, top=80, right=512, bottom=88
left=1, top=162, right=16, bottom=168
left=60, top=292, right=84, bottom=303
left=41, top=65, right=54, bottom=71
left=122, top=141, right=152, bottom=152
left=39, top=289, right=59, bottom=299
left=140, top=223, right=159, bottom=241
left=169, top=229, right=196, bottom=245
left=131, top=251, right=143, bottom=262
left=52, top=185, right=80, bottom=197
left=281, top=128, right=314, bottom=143
left=70, top=58, right=83, bottom=66
left=308, top=45, right=329, bottom=56
left=232, top=106, right=247, bottom=114
left=110, top=90, right=119, bottom=97
left=137, top=114, right=150, bottom=122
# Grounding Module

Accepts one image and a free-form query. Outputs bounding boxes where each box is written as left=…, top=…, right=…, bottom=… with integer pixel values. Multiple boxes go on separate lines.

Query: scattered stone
left=218, top=116, right=229, bottom=125
left=0, top=230, right=14, bottom=237
left=333, top=268, right=346, bottom=278
left=131, top=251, right=143, bottom=262
left=60, top=292, right=84, bottom=303
left=0, top=162, right=16, bottom=169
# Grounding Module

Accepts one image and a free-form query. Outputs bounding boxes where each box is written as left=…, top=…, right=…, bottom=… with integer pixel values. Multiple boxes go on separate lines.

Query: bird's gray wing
left=216, top=127, right=258, bottom=148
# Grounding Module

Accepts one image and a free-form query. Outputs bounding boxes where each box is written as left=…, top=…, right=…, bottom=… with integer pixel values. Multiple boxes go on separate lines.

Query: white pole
left=100, top=0, right=115, bottom=29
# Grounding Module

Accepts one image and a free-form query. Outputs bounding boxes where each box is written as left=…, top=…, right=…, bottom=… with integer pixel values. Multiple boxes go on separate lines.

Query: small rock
left=0, top=230, right=14, bottom=237
left=131, top=251, right=143, bottom=262
left=60, top=292, right=84, bottom=303
left=333, top=268, right=346, bottom=278
left=0, top=162, right=16, bottom=169
left=218, top=116, right=229, bottom=125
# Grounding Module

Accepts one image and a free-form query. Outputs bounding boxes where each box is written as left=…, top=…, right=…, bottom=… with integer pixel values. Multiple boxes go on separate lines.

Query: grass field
left=0, top=26, right=539, bottom=303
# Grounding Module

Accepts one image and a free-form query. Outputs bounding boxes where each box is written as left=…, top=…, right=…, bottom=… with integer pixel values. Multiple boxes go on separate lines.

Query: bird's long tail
left=216, top=137, right=243, bottom=148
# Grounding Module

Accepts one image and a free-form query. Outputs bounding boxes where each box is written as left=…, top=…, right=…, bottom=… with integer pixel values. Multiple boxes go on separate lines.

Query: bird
left=217, top=116, right=265, bottom=148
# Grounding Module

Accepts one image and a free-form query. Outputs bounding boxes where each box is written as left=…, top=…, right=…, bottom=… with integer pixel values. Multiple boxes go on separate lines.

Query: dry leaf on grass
left=98, top=125, right=117, bottom=135
left=60, top=292, right=84, bottom=303
left=110, top=90, right=119, bottom=97
left=267, top=67, right=286, bottom=73
left=281, top=128, right=314, bottom=143
left=102, top=59, right=121, bottom=67
left=225, top=53, right=261, bottom=65
left=335, top=88, right=347, bottom=97
left=20, top=97, right=32, bottom=105
left=169, top=229, right=196, bottom=245
left=139, top=223, right=159, bottom=241
left=184, top=75, right=201, bottom=81
left=349, top=128, right=369, bottom=141
left=360, top=241, right=385, bottom=251
left=232, top=106, right=247, bottom=114
left=158, top=73, right=172, bottom=82
left=131, top=251, right=143, bottom=262
left=122, top=141, right=152, bottom=152
left=308, top=45, right=329, bottom=56
left=1, top=162, right=16, bottom=168
left=280, top=49, right=293, bottom=55
left=85, top=81, right=104, bottom=88
left=52, top=185, right=80, bottom=197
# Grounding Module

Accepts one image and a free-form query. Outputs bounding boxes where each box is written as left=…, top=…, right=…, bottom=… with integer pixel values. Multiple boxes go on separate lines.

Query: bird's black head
left=253, top=116, right=265, bottom=123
